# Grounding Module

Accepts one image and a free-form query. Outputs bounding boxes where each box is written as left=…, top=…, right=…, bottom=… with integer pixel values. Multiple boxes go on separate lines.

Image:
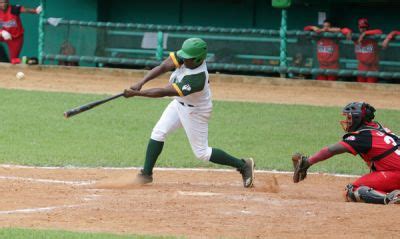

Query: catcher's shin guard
left=344, top=184, right=387, bottom=204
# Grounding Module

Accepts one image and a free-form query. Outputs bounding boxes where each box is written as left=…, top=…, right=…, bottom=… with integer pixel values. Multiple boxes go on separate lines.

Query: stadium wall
left=11, top=0, right=400, bottom=62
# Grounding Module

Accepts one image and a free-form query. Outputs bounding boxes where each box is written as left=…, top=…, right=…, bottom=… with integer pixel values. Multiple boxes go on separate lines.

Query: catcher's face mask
left=340, top=113, right=353, bottom=132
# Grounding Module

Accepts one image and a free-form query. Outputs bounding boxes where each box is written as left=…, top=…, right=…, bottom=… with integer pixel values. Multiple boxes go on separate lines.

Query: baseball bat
left=64, top=93, right=124, bottom=118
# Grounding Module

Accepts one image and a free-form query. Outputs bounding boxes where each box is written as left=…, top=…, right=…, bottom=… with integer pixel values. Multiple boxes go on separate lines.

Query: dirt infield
left=0, top=65, right=399, bottom=238
left=1, top=166, right=399, bottom=238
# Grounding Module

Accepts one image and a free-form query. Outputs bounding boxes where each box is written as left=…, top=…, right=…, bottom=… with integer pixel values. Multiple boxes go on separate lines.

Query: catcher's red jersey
left=0, top=5, right=24, bottom=38
left=317, top=38, right=339, bottom=66
left=340, top=122, right=400, bottom=171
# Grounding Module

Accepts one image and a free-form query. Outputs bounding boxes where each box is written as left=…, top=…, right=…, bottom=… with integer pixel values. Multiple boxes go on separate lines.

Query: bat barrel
left=63, top=93, right=124, bottom=119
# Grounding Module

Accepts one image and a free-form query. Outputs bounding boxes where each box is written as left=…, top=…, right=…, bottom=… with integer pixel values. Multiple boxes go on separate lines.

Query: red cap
left=358, top=18, right=369, bottom=28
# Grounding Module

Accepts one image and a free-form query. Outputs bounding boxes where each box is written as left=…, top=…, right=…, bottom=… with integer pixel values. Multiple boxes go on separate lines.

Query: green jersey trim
left=169, top=52, right=184, bottom=68
left=172, top=83, right=184, bottom=97
left=175, top=71, right=206, bottom=96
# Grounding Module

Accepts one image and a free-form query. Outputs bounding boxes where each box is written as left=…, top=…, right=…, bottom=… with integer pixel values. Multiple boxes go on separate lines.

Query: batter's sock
left=209, top=148, right=245, bottom=169
left=143, top=139, right=164, bottom=175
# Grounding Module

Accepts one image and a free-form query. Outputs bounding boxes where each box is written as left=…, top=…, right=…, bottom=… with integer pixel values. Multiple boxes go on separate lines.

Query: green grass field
left=1, top=88, right=399, bottom=175
left=0, top=228, right=176, bottom=239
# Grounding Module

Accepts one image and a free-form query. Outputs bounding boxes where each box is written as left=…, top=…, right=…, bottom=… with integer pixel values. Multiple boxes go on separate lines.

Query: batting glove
left=36, top=5, right=43, bottom=14
left=1, top=30, right=12, bottom=40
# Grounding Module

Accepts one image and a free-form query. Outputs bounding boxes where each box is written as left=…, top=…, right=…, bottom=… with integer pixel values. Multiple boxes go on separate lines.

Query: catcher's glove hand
left=292, top=153, right=311, bottom=183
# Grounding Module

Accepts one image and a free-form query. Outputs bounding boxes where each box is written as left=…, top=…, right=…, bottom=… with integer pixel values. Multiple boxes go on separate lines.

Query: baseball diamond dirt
left=0, top=64, right=399, bottom=238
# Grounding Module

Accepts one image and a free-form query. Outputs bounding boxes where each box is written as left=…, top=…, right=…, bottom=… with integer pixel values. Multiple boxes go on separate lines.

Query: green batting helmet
left=177, top=38, right=207, bottom=64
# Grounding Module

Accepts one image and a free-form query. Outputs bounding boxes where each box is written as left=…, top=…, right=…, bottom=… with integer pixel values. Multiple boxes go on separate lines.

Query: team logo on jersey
left=0, top=20, right=17, bottom=28
left=317, top=45, right=334, bottom=53
left=182, top=84, right=191, bottom=92
left=345, top=135, right=356, bottom=141
left=355, top=44, right=374, bottom=53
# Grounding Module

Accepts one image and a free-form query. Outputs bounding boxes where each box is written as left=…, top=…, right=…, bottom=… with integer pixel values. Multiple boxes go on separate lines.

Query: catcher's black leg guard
left=345, top=184, right=387, bottom=204
left=344, top=184, right=359, bottom=202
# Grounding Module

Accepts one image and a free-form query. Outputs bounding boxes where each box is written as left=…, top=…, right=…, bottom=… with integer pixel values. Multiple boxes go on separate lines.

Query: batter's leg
left=141, top=100, right=182, bottom=178
left=178, top=106, right=254, bottom=187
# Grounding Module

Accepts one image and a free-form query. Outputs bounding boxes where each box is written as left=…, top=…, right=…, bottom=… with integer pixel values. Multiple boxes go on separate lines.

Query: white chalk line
left=0, top=204, right=81, bottom=215
left=0, top=164, right=359, bottom=178
left=0, top=176, right=94, bottom=186
left=178, top=191, right=222, bottom=196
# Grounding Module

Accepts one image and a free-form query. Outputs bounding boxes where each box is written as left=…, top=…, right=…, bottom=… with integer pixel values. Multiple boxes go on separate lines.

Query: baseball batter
left=0, top=0, right=41, bottom=64
left=123, top=38, right=255, bottom=188
left=293, top=102, right=400, bottom=205
left=354, top=18, right=382, bottom=83
left=304, top=19, right=351, bottom=81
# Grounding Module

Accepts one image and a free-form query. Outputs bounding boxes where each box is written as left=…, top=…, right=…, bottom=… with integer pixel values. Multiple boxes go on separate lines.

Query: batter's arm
left=130, top=57, right=176, bottom=91
left=124, top=84, right=179, bottom=98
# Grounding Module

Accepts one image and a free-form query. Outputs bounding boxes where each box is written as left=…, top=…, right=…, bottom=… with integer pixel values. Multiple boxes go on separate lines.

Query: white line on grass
left=0, top=164, right=359, bottom=178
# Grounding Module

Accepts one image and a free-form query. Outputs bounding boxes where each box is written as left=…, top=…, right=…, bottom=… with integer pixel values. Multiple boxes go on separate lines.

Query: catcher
left=292, top=102, right=400, bottom=205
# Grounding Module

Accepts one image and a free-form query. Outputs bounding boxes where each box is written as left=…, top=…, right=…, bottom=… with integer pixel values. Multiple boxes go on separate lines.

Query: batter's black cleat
left=385, top=190, right=400, bottom=205
left=238, top=158, right=255, bottom=188
left=135, top=169, right=153, bottom=185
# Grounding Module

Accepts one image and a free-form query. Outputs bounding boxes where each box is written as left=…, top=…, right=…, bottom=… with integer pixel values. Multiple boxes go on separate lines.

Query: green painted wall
left=97, top=0, right=333, bottom=29
left=7, top=0, right=400, bottom=61
left=98, top=0, right=181, bottom=25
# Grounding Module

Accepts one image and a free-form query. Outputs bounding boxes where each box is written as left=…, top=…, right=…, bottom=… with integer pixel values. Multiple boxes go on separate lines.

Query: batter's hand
left=130, top=81, right=145, bottom=91
left=1, top=30, right=12, bottom=40
left=123, top=89, right=139, bottom=98
left=292, top=153, right=311, bottom=183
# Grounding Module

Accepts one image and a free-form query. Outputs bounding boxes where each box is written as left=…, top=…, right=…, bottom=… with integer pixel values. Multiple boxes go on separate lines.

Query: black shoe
left=238, top=158, right=255, bottom=188
left=135, top=169, right=153, bottom=185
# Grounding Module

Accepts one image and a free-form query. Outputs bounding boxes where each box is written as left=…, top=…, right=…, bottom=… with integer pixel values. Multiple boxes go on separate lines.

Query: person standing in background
left=354, top=18, right=382, bottom=83
left=304, top=19, right=352, bottom=81
left=0, top=0, right=42, bottom=64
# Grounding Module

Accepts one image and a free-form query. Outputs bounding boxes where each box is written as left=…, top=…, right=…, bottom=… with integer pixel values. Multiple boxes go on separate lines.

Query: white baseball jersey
left=150, top=52, right=214, bottom=161
left=169, top=52, right=212, bottom=110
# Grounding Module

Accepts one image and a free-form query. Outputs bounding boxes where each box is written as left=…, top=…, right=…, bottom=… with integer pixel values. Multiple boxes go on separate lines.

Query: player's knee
left=151, top=128, right=167, bottom=142
left=193, top=147, right=212, bottom=161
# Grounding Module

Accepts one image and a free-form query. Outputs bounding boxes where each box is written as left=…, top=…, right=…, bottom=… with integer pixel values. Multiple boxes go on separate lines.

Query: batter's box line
left=0, top=164, right=360, bottom=178
left=0, top=204, right=82, bottom=215
left=0, top=175, right=95, bottom=186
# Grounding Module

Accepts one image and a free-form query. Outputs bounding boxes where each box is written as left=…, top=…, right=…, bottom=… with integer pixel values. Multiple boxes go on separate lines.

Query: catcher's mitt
left=292, top=153, right=311, bottom=183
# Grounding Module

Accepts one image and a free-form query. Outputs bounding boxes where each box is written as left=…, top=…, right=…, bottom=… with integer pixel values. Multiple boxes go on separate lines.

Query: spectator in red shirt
left=354, top=18, right=382, bottom=83
left=304, top=19, right=351, bottom=81
left=293, top=102, right=400, bottom=205
left=0, top=0, right=41, bottom=64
